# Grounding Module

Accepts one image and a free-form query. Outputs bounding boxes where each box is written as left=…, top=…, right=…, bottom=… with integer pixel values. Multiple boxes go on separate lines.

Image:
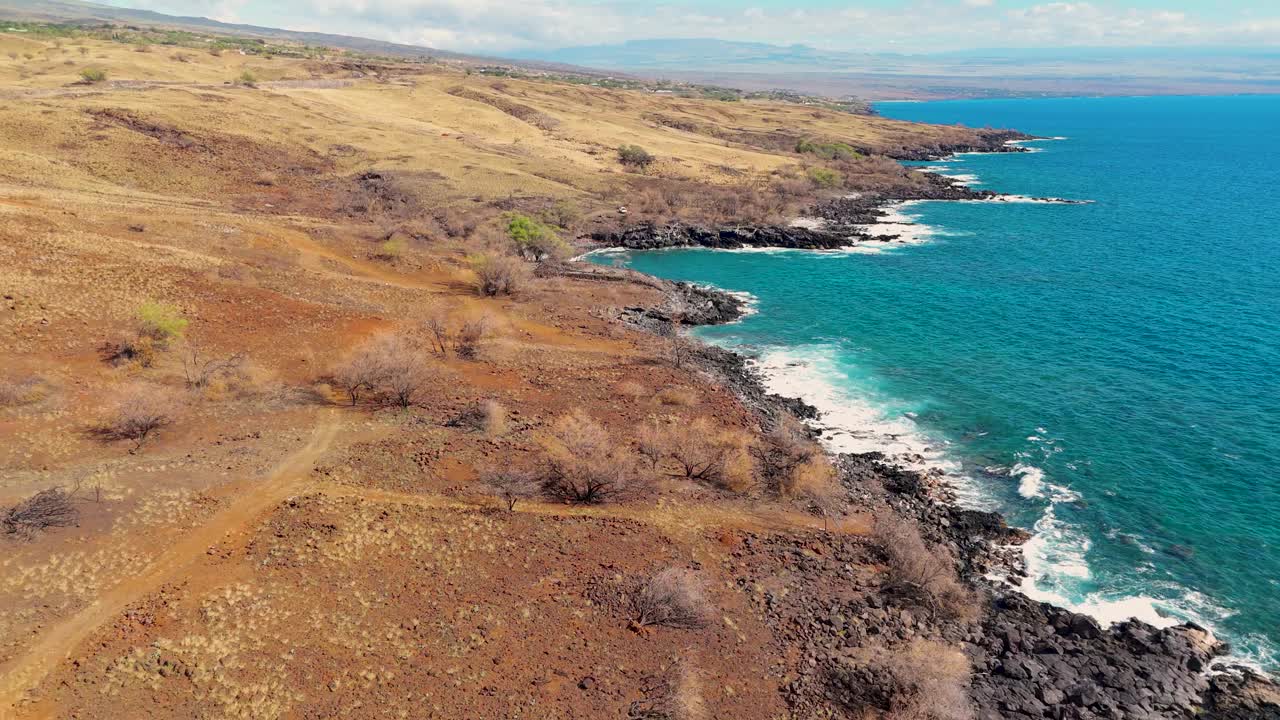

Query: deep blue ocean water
left=591, top=95, right=1280, bottom=669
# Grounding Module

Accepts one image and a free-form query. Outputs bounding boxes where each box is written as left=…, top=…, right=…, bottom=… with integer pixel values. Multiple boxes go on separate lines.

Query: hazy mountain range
left=5, top=1, right=1278, bottom=100
left=513, top=38, right=1280, bottom=100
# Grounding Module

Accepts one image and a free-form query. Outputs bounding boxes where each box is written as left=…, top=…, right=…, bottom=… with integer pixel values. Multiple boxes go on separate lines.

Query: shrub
left=618, top=144, right=655, bottom=170
left=0, top=376, right=45, bottom=407
left=795, top=138, right=862, bottom=161
left=78, top=47, right=89, bottom=57
left=630, top=568, right=711, bottom=631
left=78, top=67, right=107, bottom=84
left=542, top=410, right=637, bottom=504
left=136, top=301, right=188, bottom=346
left=374, top=235, right=407, bottom=262
left=616, top=380, right=647, bottom=401
left=659, top=418, right=754, bottom=492
left=447, top=399, right=506, bottom=435
left=628, top=662, right=706, bottom=720
left=479, top=466, right=540, bottom=511
left=828, top=639, right=973, bottom=720
left=236, top=69, right=258, bottom=87
left=470, top=253, right=528, bottom=297
left=420, top=309, right=451, bottom=357
left=807, top=166, right=842, bottom=188
left=180, top=343, right=246, bottom=389
left=100, top=385, right=180, bottom=450
left=454, top=318, right=487, bottom=360
left=3, top=488, right=79, bottom=539
left=333, top=334, right=431, bottom=408
left=506, top=213, right=570, bottom=261
left=752, top=418, right=838, bottom=499
left=873, top=514, right=975, bottom=621
left=654, top=387, right=698, bottom=406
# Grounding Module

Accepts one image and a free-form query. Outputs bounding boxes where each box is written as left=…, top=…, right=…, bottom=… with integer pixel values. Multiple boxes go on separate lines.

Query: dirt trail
left=318, top=482, right=868, bottom=537
left=0, top=417, right=340, bottom=719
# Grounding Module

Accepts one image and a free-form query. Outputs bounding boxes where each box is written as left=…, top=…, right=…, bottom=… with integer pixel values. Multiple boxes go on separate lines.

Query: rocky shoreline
left=599, top=265, right=1279, bottom=719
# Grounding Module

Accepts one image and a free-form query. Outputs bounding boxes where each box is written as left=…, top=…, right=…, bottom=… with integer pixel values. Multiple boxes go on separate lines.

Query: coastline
left=574, top=137, right=1279, bottom=715
left=641, top=275, right=1280, bottom=719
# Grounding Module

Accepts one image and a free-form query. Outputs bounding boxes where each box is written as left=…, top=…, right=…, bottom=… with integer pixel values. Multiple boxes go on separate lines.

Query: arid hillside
left=0, top=26, right=1034, bottom=720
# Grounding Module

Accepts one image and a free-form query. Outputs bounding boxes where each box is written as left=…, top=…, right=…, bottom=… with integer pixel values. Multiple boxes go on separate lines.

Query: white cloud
left=103, top=0, right=1280, bottom=53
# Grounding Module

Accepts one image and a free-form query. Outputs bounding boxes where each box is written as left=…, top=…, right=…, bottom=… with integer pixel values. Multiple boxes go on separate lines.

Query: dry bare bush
left=751, top=418, right=840, bottom=501
left=99, top=385, right=180, bottom=450
left=828, top=639, right=974, bottom=720
left=180, top=343, right=246, bottom=389
left=447, top=399, right=506, bottom=435
left=454, top=318, right=488, bottom=360
left=630, top=568, right=712, bottom=631
left=421, top=309, right=451, bottom=357
left=658, top=319, right=695, bottom=369
left=628, top=662, right=706, bottom=720
left=0, top=376, right=45, bottom=407
left=4, top=488, right=79, bottom=539
left=542, top=410, right=638, bottom=504
left=873, top=514, right=975, bottom=621
left=478, top=467, right=541, bottom=511
left=332, top=343, right=384, bottom=406
left=331, top=333, right=432, bottom=407
left=654, top=387, right=698, bottom=406
left=616, top=380, right=647, bottom=401
left=659, top=418, right=754, bottom=491
left=470, top=252, right=529, bottom=296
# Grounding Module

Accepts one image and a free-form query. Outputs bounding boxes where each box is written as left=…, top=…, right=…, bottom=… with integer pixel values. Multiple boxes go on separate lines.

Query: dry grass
left=873, top=514, right=976, bottom=622
left=97, top=385, right=181, bottom=450
left=4, top=488, right=79, bottom=539
left=541, top=409, right=640, bottom=504
left=630, top=567, right=712, bottom=631
left=829, top=639, right=974, bottom=720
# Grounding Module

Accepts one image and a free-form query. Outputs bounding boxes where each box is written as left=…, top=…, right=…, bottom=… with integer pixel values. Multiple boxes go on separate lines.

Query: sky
left=98, top=0, right=1280, bottom=54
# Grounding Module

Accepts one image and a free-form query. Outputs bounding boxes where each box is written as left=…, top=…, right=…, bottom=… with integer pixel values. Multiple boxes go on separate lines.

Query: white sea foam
left=739, top=343, right=1278, bottom=673
left=750, top=344, right=992, bottom=509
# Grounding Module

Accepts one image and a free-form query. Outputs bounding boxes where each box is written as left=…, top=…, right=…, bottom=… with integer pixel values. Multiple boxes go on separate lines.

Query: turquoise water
left=590, top=95, right=1280, bottom=669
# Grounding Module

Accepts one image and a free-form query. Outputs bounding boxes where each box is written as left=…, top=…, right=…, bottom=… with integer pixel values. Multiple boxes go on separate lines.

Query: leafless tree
left=421, top=310, right=450, bottom=357
left=100, top=385, right=179, bottom=450
left=630, top=568, right=711, bottom=631
left=3, top=488, right=79, bottom=539
left=454, top=318, right=488, bottom=360
left=333, top=346, right=383, bottom=406
left=479, top=467, right=541, bottom=511
left=542, top=410, right=637, bottom=504
left=873, top=514, right=975, bottom=621
left=180, top=342, right=246, bottom=388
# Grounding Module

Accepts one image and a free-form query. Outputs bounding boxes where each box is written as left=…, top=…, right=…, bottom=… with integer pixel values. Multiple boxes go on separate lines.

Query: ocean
left=589, top=95, right=1280, bottom=670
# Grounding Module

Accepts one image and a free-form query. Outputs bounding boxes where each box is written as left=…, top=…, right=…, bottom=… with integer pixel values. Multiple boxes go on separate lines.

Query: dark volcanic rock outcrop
left=593, top=222, right=856, bottom=251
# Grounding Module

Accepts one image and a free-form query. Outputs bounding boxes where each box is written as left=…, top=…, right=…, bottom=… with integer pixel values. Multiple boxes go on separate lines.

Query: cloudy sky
left=98, top=0, right=1280, bottom=54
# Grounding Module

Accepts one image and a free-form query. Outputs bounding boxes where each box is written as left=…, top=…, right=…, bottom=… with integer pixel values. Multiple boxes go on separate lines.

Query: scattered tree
left=421, top=310, right=450, bottom=357
left=618, top=144, right=655, bottom=171
left=630, top=568, right=711, bottom=631
left=542, top=410, right=637, bottom=504
left=470, top=253, right=528, bottom=297
left=3, top=488, right=79, bottom=539
left=506, top=213, right=571, bottom=261
left=658, top=318, right=694, bottom=369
